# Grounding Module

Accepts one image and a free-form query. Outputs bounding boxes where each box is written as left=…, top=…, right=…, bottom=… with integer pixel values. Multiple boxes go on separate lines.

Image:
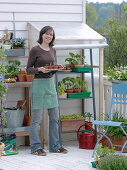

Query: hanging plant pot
left=4, top=49, right=25, bottom=56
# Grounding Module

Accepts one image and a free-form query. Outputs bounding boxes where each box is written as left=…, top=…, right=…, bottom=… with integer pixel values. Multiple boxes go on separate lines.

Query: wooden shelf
left=6, top=82, right=32, bottom=88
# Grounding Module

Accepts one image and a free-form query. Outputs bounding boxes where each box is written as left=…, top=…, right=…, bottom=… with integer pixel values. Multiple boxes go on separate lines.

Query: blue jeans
left=30, top=107, right=61, bottom=153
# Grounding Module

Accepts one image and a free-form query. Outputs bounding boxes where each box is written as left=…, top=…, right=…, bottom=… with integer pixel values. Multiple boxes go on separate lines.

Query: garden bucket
left=4, top=108, right=25, bottom=128
left=77, top=124, right=96, bottom=149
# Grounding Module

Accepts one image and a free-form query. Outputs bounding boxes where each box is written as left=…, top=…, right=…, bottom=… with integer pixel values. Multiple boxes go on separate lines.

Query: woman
left=26, top=26, right=68, bottom=156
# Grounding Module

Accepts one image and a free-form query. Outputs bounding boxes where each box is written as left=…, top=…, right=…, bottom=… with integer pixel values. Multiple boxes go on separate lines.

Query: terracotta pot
left=73, top=89, right=80, bottom=93
left=18, top=74, right=26, bottom=82
left=61, top=118, right=85, bottom=132
left=66, top=89, right=74, bottom=93
left=81, top=89, right=87, bottom=92
left=26, top=75, right=34, bottom=82
left=0, top=142, right=5, bottom=158
left=102, top=136, right=127, bottom=152
left=85, top=121, right=93, bottom=130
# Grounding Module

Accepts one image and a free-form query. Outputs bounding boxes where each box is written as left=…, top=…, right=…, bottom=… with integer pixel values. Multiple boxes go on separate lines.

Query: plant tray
left=61, top=118, right=85, bottom=132
left=72, top=67, right=92, bottom=72
left=67, top=92, right=91, bottom=98
left=4, top=49, right=25, bottom=57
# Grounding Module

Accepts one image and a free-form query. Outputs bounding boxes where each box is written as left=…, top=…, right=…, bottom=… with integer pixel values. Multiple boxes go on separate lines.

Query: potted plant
left=10, top=37, right=26, bottom=49
left=97, top=154, right=127, bottom=170
left=5, top=60, right=21, bottom=81
left=60, top=114, right=85, bottom=132
left=106, top=66, right=127, bottom=82
left=2, top=40, right=12, bottom=50
left=91, top=143, right=115, bottom=168
left=58, top=85, right=67, bottom=98
left=59, top=77, right=75, bottom=93
left=101, top=112, right=127, bottom=152
left=83, top=112, right=93, bottom=130
left=65, top=52, right=85, bottom=68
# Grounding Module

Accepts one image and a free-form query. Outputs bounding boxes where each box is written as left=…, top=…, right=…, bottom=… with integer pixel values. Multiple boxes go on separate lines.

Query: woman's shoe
left=50, top=147, right=68, bottom=154
left=31, top=148, right=46, bottom=156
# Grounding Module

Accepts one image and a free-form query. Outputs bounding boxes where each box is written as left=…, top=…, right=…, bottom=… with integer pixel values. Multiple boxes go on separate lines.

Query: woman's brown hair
left=37, top=26, right=55, bottom=46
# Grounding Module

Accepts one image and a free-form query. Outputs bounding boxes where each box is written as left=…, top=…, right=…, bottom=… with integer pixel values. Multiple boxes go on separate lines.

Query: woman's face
left=42, top=29, right=54, bottom=45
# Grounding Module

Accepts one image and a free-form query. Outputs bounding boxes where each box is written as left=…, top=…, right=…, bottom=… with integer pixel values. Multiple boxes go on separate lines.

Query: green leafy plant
left=94, top=144, right=115, bottom=162
left=83, top=112, right=93, bottom=122
left=58, top=77, right=88, bottom=92
left=0, top=49, right=8, bottom=127
left=59, top=77, right=75, bottom=90
left=106, top=112, right=127, bottom=139
left=106, top=66, right=127, bottom=81
left=58, top=86, right=65, bottom=96
left=60, top=114, right=84, bottom=120
left=11, top=38, right=26, bottom=48
left=65, top=52, right=85, bottom=65
left=5, top=60, right=21, bottom=78
left=97, top=154, right=127, bottom=170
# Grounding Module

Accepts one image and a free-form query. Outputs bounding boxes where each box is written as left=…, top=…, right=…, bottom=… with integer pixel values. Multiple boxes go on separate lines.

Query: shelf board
left=0, top=126, right=30, bottom=134
left=6, top=82, right=32, bottom=88
left=59, top=96, right=93, bottom=100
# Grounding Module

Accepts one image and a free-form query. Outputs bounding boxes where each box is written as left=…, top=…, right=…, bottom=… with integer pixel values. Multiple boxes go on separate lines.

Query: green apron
left=32, top=77, right=58, bottom=110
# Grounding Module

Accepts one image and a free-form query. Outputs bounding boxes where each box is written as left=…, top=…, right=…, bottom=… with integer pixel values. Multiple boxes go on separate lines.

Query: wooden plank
left=0, top=4, right=82, bottom=13
left=0, top=0, right=82, bottom=5
left=7, top=82, right=32, bottom=88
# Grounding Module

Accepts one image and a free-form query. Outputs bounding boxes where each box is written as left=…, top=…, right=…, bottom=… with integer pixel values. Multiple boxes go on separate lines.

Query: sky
left=87, top=0, right=127, bottom=3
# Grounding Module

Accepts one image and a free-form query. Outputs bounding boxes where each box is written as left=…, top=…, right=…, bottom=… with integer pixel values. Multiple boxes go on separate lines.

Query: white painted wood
left=14, top=13, right=82, bottom=22
left=0, top=4, right=82, bottom=13
left=0, top=0, right=82, bottom=4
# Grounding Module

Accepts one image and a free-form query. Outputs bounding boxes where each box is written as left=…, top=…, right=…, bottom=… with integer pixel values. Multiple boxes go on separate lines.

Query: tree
left=104, top=18, right=127, bottom=71
left=86, top=2, right=98, bottom=27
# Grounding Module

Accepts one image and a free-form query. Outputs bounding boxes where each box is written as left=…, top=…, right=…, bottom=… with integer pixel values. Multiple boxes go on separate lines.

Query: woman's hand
left=38, top=67, right=50, bottom=73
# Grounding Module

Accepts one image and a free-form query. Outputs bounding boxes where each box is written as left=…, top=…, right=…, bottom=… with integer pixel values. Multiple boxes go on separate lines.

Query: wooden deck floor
left=0, top=141, right=94, bottom=170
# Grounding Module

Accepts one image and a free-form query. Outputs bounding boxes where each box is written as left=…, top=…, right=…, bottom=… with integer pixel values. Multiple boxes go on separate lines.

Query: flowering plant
left=11, top=38, right=26, bottom=48
left=106, top=66, right=127, bottom=81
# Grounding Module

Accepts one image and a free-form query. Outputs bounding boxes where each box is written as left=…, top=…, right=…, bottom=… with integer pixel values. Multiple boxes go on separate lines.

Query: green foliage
left=60, top=114, right=84, bottom=120
left=106, top=112, right=127, bottom=139
left=83, top=112, right=93, bottom=122
left=0, top=49, right=8, bottom=126
left=65, top=52, right=85, bottom=65
left=104, top=18, right=127, bottom=71
left=106, top=66, right=127, bottom=81
left=58, top=77, right=88, bottom=92
left=58, top=86, right=65, bottom=95
left=11, top=38, right=26, bottom=48
left=5, top=60, right=21, bottom=78
left=94, top=144, right=115, bottom=162
left=97, top=154, right=127, bottom=170
left=0, top=83, right=7, bottom=99
left=86, top=2, right=98, bottom=27
left=58, top=77, right=75, bottom=90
